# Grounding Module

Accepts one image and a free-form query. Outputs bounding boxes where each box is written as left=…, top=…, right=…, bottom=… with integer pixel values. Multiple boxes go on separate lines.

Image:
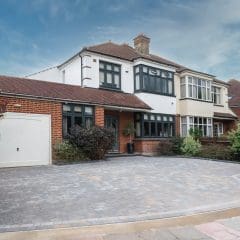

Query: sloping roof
left=213, top=79, right=229, bottom=86
left=228, top=79, right=240, bottom=107
left=213, top=112, right=237, bottom=119
left=0, top=75, right=151, bottom=110
left=85, top=42, right=184, bottom=69
left=84, top=42, right=215, bottom=77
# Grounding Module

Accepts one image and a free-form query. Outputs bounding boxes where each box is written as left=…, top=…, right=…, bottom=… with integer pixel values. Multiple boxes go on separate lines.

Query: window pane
left=169, top=123, right=173, bottom=136
left=169, top=116, right=173, bottom=122
left=85, top=106, right=93, bottom=115
left=136, top=122, right=141, bottom=137
left=100, top=71, right=104, bottom=84
left=106, top=64, right=112, bottom=70
left=150, top=114, right=155, bottom=120
left=74, top=106, right=82, bottom=112
left=74, top=116, right=82, bottom=127
left=114, top=65, right=120, bottom=72
left=182, top=124, right=187, bottom=137
left=162, top=80, right=167, bottom=93
left=193, top=85, right=197, bottom=98
left=163, top=123, right=168, bottom=137
left=114, top=74, right=120, bottom=88
left=163, top=116, right=167, bottom=121
left=151, top=122, right=156, bottom=136
left=135, top=66, right=139, bottom=73
left=63, top=105, right=71, bottom=112
left=168, top=80, right=173, bottom=94
left=157, top=122, right=163, bottom=136
left=85, top=117, right=93, bottom=128
left=143, top=66, right=148, bottom=73
left=149, top=76, right=155, bottom=91
left=161, top=71, right=167, bottom=78
left=181, top=84, right=186, bottom=98
left=106, top=72, right=112, bottom=83
left=144, top=122, right=150, bottom=136
left=156, top=78, right=161, bottom=92
left=144, top=114, right=148, bottom=120
left=156, top=115, right=161, bottom=121
left=188, top=84, right=192, bottom=97
left=142, top=75, right=148, bottom=90
left=181, top=117, right=187, bottom=124
left=63, top=115, right=72, bottom=137
left=135, top=75, right=140, bottom=90
left=99, top=62, right=104, bottom=69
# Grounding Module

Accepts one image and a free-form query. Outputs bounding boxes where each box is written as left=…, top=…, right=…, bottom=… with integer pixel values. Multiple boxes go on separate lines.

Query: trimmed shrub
left=197, top=144, right=233, bottom=160
left=68, top=125, right=115, bottom=160
left=181, top=136, right=201, bottom=156
left=54, top=140, right=86, bottom=163
left=228, top=123, right=240, bottom=158
left=170, top=136, right=184, bottom=154
left=189, top=127, right=202, bottom=140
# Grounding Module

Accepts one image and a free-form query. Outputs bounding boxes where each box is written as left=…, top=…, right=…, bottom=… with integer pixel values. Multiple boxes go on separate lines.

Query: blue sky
left=0, top=0, right=240, bottom=81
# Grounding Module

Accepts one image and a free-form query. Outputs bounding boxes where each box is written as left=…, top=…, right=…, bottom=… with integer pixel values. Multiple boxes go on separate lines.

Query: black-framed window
left=134, top=64, right=174, bottom=96
left=135, top=113, right=175, bottom=138
left=62, top=104, right=94, bottom=137
left=99, top=61, right=121, bottom=90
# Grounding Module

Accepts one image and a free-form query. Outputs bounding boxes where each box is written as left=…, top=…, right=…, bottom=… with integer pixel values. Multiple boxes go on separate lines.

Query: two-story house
left=0, top=34, right=237, bottom=167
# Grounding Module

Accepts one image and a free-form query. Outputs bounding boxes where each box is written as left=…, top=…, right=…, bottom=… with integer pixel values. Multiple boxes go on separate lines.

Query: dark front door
left=105, top=115, right=119, bottom=152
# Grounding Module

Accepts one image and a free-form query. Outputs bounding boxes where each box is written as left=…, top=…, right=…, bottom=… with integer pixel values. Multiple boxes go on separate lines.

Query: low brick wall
left=200, top=137, right=231, bottom=146
left=134, top=139, right=162, bottom=155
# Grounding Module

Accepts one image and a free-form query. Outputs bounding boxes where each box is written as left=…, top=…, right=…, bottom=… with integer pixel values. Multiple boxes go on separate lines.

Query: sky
left=0, top=0, right=240, bottom=81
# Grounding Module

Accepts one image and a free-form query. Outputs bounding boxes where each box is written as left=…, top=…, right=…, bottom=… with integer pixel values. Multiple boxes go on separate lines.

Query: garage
left=0, top=112, right=51, bottom=168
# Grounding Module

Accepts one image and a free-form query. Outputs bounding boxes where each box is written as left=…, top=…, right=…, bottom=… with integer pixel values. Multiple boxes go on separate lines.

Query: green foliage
left=181, top=136, right=202, bottom=156
left=68, top=125, right=115, bottom=160
left=170, top=136, right=184, bottom=154
left=122, top=122, right=136, bottom=143
left=54, top=140, right=86, bottom=163
left=228, top=123, right=240, bottom=156
left=197, top=144, right=233, bottom=160
left=189, top=127, right=202, bottom=140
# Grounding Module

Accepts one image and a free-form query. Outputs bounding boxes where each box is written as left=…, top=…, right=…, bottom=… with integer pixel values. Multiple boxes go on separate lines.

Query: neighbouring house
left=0, top=34, right=237, bottom=167
left=228, top=79, right=240, bottom=122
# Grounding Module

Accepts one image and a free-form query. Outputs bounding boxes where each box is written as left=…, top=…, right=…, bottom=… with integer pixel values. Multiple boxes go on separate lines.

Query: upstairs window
left=212, top=86, right=221, bottom=105
left=99, top=61, right=121, bottom=90
left=180, top=76, right=212, bottom=101
left=134, top=65, right=174, bottom=96
left=62, top=104, right=94, bottom=137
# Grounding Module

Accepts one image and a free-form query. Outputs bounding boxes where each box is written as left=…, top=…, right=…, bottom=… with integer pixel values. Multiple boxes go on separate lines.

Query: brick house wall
left=95, top=106, right=104, bottom=127
left=134, top=139, right=160, bottom=154
left=0, top=96, right=62, bottom=144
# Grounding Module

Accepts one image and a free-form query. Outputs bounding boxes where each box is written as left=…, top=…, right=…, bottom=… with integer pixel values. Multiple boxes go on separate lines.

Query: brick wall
left=175, top=114, right=181, bottom=136
left=95, top=106, right=104, bottom=127
left=134, top=139, right=160, bottom=155
left=0, top=96, right=62, bottom=144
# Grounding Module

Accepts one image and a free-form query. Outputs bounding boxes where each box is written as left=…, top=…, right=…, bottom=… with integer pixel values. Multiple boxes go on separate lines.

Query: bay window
left=134, top=65, right=174, bottom=96
left=181, top=116, right=212, bottom=137
left=180, top=76, right=212, bottom=101
left=63, top=104, right=94, bottom=137
left=135, top=113, right=175, bottom=138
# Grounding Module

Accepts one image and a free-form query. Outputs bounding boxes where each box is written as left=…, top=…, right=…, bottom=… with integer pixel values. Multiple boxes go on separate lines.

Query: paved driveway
left=0, top=157, right=240, bottom=232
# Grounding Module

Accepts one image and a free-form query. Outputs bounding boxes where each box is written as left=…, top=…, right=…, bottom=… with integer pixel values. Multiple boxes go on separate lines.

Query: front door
left=105, top=115, right=119, bottom=152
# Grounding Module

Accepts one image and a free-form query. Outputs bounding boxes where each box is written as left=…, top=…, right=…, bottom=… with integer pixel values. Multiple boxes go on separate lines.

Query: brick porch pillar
left=175, top=114, right=181, bottom=136
left=95, top=106, right=104, bottom=127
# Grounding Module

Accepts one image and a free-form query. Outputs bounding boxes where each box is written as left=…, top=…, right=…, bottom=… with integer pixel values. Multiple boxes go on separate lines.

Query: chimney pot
left=133, top=34, right=150, bottom=55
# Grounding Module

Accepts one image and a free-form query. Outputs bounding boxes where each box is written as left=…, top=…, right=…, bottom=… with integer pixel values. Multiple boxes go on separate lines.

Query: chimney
left=133, top=34, right=150, bottom=55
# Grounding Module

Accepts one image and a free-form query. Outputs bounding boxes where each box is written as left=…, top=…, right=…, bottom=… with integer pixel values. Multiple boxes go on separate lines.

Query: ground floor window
left=181, top=116, right=212, bottom=137
left=213, top=122, right=223, bottom=137
left=135, top=113, right=175, bottom=138
left=62, top=104, right=94, bottom=137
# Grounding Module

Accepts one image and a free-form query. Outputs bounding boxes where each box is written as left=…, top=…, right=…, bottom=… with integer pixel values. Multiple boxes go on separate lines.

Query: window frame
left=99, top=60, right=121, bottom=90
left=212, top=86, right=221, bottom=105
left=134, top=64, right=175, bottom=96
left=134, top=112, right=175, bottom=138
left=62, top=104, right=95, bottom=138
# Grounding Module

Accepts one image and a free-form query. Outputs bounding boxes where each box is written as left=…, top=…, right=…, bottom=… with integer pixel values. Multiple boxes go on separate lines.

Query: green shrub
left=170, top=136, right=184, bottom=154
left=68, top=125, right=115, bottom=160
left=54, top=140, right=86, bottom=163
left=189, top=128, right=202, bottom=140
left=197, top=144, right=233, bottom=160
left=228, top=123, right=240, bottom=157
left=181, top=136, right=201, bottom=156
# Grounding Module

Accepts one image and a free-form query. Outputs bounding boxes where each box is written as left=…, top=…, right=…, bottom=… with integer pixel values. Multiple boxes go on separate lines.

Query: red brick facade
left=0, top=96, right=62, bottom=144
left=134, top=139, right=160, bottom=154
left=95, top=106, right=105, bottom=127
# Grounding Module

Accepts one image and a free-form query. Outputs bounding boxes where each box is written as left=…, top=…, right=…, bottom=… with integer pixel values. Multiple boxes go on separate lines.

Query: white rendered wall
left=27, top=67, right=60, bottom=83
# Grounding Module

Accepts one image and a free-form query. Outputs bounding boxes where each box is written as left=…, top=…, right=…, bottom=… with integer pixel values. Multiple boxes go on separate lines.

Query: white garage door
left=0, top=112, right=51, bottom=168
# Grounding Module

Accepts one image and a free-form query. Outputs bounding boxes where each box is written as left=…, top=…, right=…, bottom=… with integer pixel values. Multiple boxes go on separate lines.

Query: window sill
left=214, top=104, right=224, bottom=107
left=99, top=86, right=122, bottom=92
left=134, top=137, right=173, bottom=141
left=135, top=90, right=175, bottom=97
left=179, top=98, right=213, bottom=103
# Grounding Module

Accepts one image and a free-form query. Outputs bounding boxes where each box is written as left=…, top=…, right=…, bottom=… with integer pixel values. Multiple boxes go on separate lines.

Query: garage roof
left=0, top=75, right=151, bottom=110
